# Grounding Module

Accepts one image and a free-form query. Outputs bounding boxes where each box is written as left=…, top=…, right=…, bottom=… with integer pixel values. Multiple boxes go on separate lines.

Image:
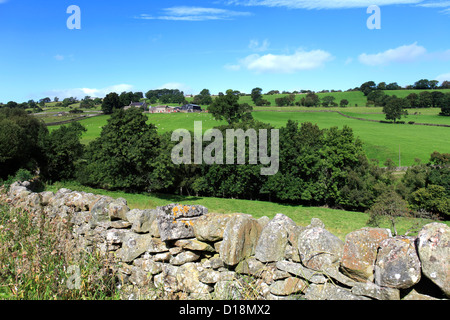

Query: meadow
left=234, top=89, right=450, bottom=108
left=48, top=106, right=450, bottom=167
left=236, top=90, right=369, bottom=107
left=252, top=111, right=450, bottom=166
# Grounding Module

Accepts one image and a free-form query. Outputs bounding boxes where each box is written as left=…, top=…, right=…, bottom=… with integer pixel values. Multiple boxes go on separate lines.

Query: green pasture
left=340, top=110, right=450, bottom=125
left=237, top=90, right=368, bottom=107
left=238, top=89, right=450, bottom=107
left=252, top=111, right=450, bottom=166
left=383, top=89, right=450, bottom=99
left=48, top=108, right=450, bottom=167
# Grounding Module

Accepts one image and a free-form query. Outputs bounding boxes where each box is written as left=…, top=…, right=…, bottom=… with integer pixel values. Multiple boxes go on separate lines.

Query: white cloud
left=249, top=39, right=270, bottom=52
left=436, top=72, right=450, bottom=83
left=226, top=0, right=423, bottom=9
left=228, top=49, right=334, bottom=73
left=136, top=6, right=252, bottom=21
left=417, top=1, right=450, bottom=7
left=44, top=84, right=134, bottom=100
left=54, top=54, right=65, bottom=61
left=417, top=1, right=450, bottom=14
left=358, top=42, right=427, bottom=66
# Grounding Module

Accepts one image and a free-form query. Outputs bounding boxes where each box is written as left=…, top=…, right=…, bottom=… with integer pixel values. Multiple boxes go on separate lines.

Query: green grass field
left=48, top=115, right=111, bottom=144
left=340, top=110, right=450, bottom=125
left=252, top=111, right=450, bottom=166
left=236, top=90, right=368, bottom=107
left=383, top=89, right=450, bottom=99
left=235, top=89, right=450, bottom=107
left=48, top=108, right=450, bottom=166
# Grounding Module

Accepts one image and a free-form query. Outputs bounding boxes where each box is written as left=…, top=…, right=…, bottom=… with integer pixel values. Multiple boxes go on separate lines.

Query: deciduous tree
left=382, top=97, right=408, bottom=122
left=101, top=92, right=121, bottom=114
left=208, top=89, right=253, bottom=124
left=80, top=108, right=160, bottom=191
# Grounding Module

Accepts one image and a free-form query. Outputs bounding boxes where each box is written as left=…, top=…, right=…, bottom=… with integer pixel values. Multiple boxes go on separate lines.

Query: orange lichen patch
left=177, top=220, right=194, bottom=227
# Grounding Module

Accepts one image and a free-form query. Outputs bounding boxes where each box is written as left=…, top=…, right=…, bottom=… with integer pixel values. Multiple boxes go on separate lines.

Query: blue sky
left=1, top=0, right=449, bottom=102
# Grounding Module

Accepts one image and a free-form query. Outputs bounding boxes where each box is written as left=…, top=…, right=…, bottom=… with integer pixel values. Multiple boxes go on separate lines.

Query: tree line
left=1, top=99, right=448, bottom=221
left=3, top=77, right=449, bottom=112
left=360, top=81, right=450, bottom=119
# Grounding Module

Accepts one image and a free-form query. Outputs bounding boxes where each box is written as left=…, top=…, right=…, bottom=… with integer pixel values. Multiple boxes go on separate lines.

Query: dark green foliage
left=145, top=89, right=185, bottom=104
left=0, top=108, right=48, bottom=179
left=251, top=87, right=263, bottom=105
left=0, top=108, right=87, bottom=185
left=195, top=120, right=273, bottom=200
left=61, top=97, right=78, bottom=108
left=101, top=92, right=121, bottom=114
left=396, top=151, right=450, bottom=218
left=430, top=151, right=450, bottom=166
left=386, top=82, right=401, bottom=90
left=340, top=99, right=349, bottom=107
left=439, top=93, right=450, bottom=116
left=321, top=95, right=336, bottom=107
left=338, top=157, right=393, bottom=211
left=414, top=79, right=437, bottom=90
left=275, top=95, right=296, bottom=107
left=118, top=91, right=144, bottom=107
left=298, top=92, right=320, bottom=107
left=263, top=121, right=385, bottom=210
left=360, top=81, right=377, bottom=96
left=264, top=121, right=325, bottom=204
left=382, top=96, right=408, bottom=122
left=208, top=89, right=253, bottom=124
left=410, top=185, right=450, bottom=217
left=43, top=122, right=86, bottom=182
left=193, top=89, right=213, bottom=106
left=405, top=93, right=419, bottom=108
left=79, top=96, right=95, bottom=109
left=80, top=108, right=160, bottom=191
left=320, top=126, right=367, bottom=206
left=367, top=90, right=388, bottom=107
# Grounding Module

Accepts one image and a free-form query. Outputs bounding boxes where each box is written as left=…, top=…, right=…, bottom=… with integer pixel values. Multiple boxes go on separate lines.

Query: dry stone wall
left=6, top=181, right=450, bottom=300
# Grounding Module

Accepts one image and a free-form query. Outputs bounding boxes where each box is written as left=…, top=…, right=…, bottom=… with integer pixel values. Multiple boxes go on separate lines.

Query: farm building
left=124, top=101, right=148, bottom=111
left=179, top=104, right=202, bottom=112
left=146, top=104, right=203, bottom=114
left=148, top=105, right=177, bottom=113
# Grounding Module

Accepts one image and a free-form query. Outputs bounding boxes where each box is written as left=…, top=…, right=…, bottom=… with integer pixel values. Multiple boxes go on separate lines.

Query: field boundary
left=44, top=113, right=104, bottom=127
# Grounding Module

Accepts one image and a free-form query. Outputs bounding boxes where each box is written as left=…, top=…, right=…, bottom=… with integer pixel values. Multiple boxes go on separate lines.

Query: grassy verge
left=0, top=192, right=119, bottom=300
